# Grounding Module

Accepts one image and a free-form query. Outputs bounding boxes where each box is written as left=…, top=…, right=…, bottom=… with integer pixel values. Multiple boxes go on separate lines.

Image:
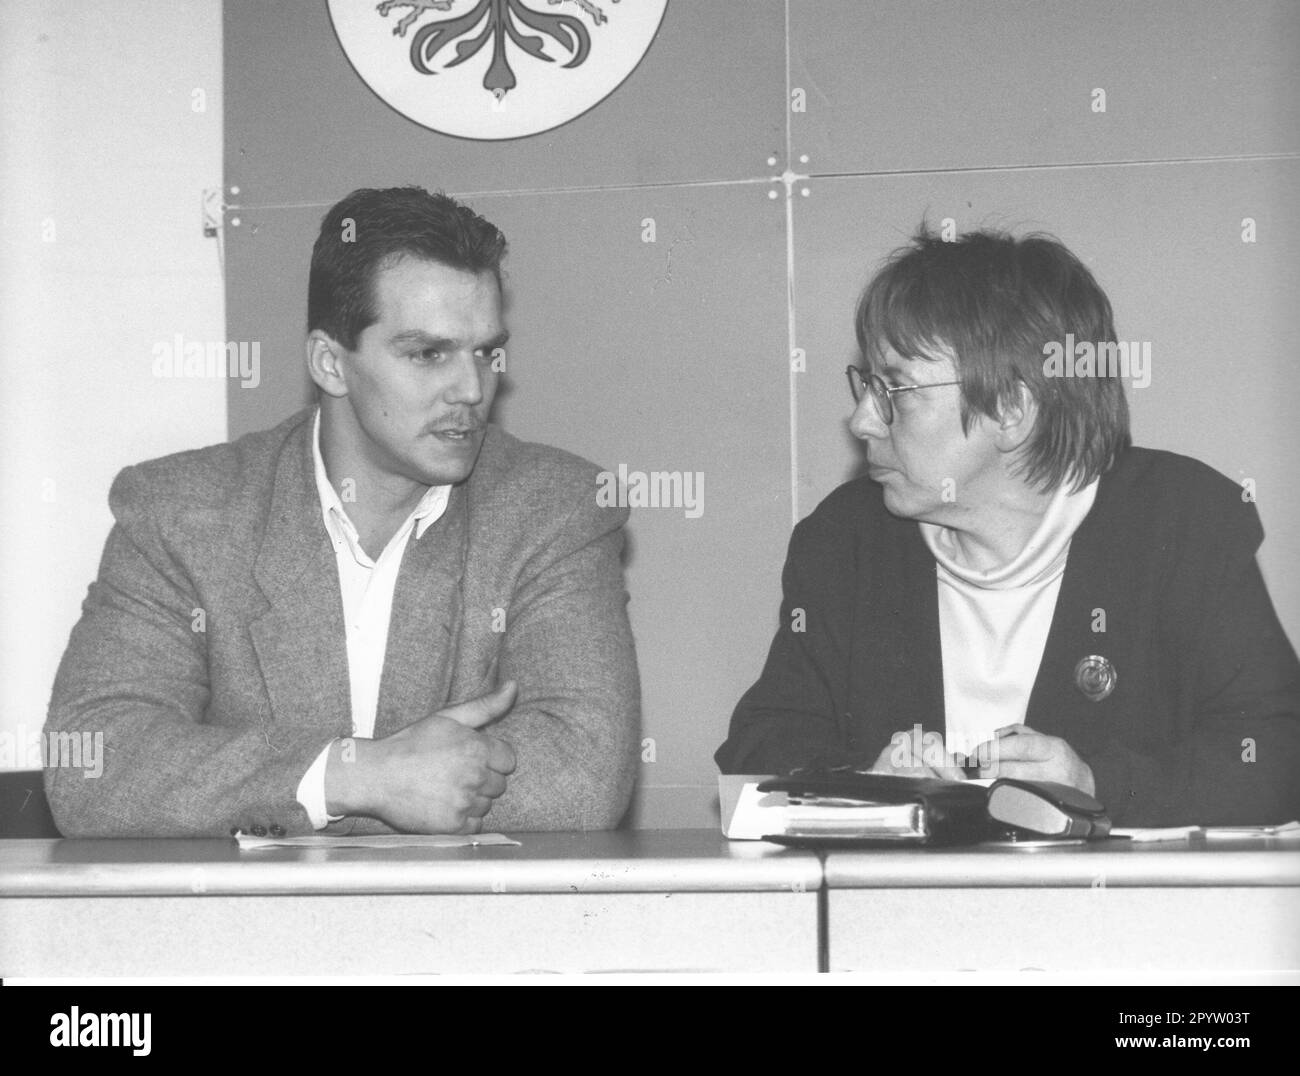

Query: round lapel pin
left=1074, top=655, right=1116, bottom=702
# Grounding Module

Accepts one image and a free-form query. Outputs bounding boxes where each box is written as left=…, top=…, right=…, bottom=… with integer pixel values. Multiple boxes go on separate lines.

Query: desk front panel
left=0, top=831, right=822, bottom=974
left=824, top=840, right=1300, bottom=975
left=0, top=890, right=819, bottom=974
left=827, top=886, right=1299, bottom=974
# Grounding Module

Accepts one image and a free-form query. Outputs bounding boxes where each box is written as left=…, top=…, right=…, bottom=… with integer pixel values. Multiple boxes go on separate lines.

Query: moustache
left=426, top=417, right=485, bottom=434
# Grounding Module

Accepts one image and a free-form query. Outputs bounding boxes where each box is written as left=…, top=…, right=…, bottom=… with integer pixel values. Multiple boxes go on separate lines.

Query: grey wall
left=225, top=0, right=1300, bottom=828
left=1, top=0, right=226, bottom=771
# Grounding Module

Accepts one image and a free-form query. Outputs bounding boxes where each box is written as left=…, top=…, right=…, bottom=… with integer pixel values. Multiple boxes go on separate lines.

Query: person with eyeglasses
left=716, top=225, right=1299, bottom=826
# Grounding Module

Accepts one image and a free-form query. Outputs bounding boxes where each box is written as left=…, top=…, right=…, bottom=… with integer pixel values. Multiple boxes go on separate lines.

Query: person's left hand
left=971, top=724, right=1096, bottom=796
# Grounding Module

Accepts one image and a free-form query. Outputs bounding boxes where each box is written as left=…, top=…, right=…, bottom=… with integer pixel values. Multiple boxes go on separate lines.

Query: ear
left=306, top=331, right=349, bottom=399
left=993, top=381, right=1038, bottom=453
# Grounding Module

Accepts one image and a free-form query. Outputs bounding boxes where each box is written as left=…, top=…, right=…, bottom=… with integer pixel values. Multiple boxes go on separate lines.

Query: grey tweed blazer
left=45, top=408, right=640, bottom=837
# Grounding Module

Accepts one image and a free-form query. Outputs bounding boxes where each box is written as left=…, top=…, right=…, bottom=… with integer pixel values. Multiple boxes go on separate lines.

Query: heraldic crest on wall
left=329, top=0, right=669, bottom=139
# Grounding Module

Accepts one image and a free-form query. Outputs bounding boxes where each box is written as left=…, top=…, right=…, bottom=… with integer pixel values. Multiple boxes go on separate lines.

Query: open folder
left=720, top=770, right=1111, bottom=845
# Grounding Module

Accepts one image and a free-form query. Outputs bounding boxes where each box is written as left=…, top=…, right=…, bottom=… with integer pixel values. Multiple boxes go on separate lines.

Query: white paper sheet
left=1111, top=820, right=1300, bottom=843
left=1110, top=826, right=1202, bottom=843
left=236, top=832, right=520, bottom=850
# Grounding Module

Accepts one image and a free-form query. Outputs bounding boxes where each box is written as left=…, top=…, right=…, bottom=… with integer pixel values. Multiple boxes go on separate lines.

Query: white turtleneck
left=918, top=478, right=1099, bottom=757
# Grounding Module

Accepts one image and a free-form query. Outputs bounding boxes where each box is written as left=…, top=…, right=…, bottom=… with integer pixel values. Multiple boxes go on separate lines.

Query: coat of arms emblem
left=329, top=0, right=669, bottom=139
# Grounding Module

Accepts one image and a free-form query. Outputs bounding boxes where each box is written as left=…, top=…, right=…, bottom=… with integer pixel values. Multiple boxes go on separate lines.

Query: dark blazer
left=45, top=409, right=641, bottom=837
left=717, top=448, right=1300, bottom=826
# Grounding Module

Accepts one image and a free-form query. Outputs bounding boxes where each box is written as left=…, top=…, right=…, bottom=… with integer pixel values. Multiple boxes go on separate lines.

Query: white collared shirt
left=295, top=409, right=451, bottom=828
left=918, top=478, right=1098, bottom=757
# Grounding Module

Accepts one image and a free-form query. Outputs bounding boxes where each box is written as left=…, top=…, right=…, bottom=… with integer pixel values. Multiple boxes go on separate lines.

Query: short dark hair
left=308, top=186, right=508, bottom=351
left=854, top=224, right=1131, bottom=493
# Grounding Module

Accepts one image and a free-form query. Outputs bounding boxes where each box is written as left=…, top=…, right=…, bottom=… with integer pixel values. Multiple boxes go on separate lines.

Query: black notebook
left=756, top=768, right=1110, bottom=845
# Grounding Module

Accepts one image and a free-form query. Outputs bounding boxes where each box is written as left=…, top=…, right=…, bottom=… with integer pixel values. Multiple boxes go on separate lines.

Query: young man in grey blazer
left=45, top=187, right=640, bottom=838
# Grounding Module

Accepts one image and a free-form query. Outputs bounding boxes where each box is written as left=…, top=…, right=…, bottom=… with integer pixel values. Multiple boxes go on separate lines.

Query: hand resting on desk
left=866, top=723, right=1096, bottom=797
left=971, top=724, right=1096, bottom=797
left=324, top=681, right=518, bottom=834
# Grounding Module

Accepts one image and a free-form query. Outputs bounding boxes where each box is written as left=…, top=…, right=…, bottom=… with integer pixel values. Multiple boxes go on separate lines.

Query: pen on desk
left=978, top=724, right=1028, bottom=776
left=960, top=730, right=1019, bottom=778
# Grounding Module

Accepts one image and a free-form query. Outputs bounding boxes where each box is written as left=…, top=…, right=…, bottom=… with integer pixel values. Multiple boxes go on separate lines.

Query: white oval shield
left=328, top=0, right=670, bottom=140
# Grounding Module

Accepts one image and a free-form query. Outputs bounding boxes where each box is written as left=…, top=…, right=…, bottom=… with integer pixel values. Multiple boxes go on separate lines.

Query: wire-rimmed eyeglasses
left=845, top=365, right=962, bottom=425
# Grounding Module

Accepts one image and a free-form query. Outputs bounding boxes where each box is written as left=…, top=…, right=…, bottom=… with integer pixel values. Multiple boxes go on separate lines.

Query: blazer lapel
left=848, top=513, right=945, bottom=755
left=372, top=483, right=468, bottom=739
left=1027, top=472, right=1134, bottom=753
left=248, top=416, right=352, bottom=737
left=894, top=523, right=945, bottom=730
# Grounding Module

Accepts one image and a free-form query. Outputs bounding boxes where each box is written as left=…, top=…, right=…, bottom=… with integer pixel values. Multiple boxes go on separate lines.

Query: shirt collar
left=920, top=476, right=1099, bottom=590
left=311, top=408, right=450, bottom=553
